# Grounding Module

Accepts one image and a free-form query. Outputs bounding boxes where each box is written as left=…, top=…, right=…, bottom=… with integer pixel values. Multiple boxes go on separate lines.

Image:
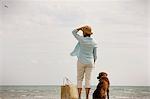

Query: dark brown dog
left=93, top=72, right=110, bottom=99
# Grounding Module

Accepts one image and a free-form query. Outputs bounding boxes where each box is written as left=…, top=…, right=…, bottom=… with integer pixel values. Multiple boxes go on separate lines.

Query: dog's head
left=97, top=72, right=108, bottom=79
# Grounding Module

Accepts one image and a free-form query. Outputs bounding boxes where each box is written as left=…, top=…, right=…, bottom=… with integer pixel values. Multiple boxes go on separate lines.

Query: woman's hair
left=83, top=33, right=91, bottom=37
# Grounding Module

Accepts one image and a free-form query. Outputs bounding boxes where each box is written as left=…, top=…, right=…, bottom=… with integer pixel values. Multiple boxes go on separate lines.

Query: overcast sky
left=0, top=0, right=149, bottom=86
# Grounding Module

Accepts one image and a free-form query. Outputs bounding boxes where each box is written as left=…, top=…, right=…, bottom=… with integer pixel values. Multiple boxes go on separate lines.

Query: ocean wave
left=34, top=95, right=44, bottom=98
left=114, top=96, right=129, bottom=99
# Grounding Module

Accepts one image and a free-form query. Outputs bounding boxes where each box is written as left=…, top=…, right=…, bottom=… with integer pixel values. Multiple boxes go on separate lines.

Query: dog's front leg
left=107, top=89, right=109, bottom=99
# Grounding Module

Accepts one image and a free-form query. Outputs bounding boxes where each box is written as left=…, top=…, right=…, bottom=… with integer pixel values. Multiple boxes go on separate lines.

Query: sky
left=0, top=0, right=149, bottom=86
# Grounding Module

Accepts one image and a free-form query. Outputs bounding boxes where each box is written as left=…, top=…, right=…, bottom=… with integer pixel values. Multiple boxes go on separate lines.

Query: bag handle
left=63, top=77, right=72, bottom=85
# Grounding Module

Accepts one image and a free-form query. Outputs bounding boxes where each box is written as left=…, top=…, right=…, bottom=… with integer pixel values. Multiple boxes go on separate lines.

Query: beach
left=0, top=86, right=150, bottom=99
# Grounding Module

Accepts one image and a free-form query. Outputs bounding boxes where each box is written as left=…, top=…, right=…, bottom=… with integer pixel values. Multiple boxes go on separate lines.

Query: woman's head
left=81, top=25, right=93, bottom=37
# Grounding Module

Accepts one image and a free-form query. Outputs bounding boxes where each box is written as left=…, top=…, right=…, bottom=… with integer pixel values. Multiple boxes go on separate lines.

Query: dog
left=93, top=72, right=110, bottom=99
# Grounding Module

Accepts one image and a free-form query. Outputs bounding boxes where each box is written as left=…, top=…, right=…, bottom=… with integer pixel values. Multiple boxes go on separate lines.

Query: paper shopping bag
left=61, top=77, right=78, bottom=99
left=69, top=84, right=78, bottom=99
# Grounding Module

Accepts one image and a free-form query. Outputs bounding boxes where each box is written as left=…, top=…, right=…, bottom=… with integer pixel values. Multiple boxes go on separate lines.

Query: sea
left=0, top=86, right=150, bottom=99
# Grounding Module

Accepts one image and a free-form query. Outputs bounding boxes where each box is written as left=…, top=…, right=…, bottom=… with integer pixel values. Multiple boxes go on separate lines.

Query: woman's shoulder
left=92, top=38, right=98, bottom=47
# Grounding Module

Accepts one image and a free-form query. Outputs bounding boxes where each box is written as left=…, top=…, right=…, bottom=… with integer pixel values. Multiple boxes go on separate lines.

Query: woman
left=71, top=25, right=97, bottom=99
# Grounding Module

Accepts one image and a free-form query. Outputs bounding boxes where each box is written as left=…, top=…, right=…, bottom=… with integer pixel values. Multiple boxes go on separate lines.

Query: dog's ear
left=97, top=73, right=101, bottom=79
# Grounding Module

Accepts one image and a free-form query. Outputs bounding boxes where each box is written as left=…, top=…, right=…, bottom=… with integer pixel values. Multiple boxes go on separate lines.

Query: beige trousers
left=77, top=60, right=93, bottom=88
